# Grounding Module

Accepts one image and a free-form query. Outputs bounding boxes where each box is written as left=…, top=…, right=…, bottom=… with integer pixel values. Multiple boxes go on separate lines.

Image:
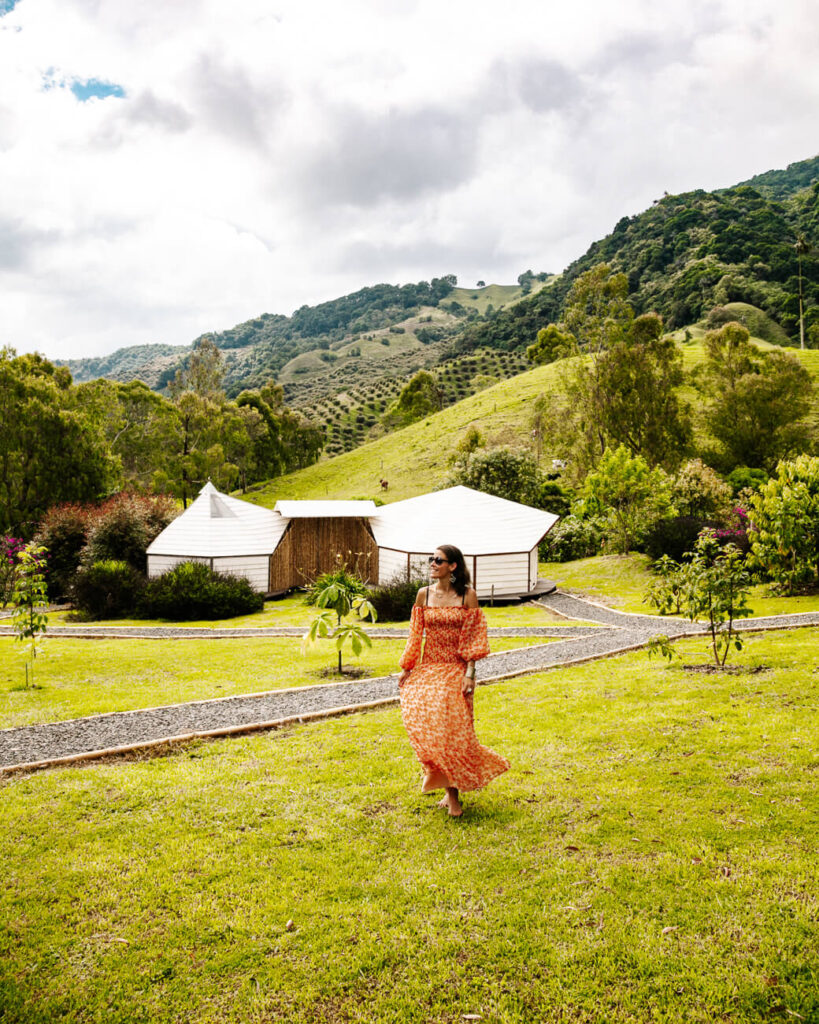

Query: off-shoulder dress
left=398, top=602, right=510, bottom=793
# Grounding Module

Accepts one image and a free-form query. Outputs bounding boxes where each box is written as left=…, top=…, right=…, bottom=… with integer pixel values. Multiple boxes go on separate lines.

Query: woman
left=398, top=544, right=510, bottom=818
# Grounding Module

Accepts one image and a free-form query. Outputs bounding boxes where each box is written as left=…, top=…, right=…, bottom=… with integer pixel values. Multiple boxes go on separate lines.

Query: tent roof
left=273, top=500, right=377, bottom=518
left=147, top=482, right=288, bottom=557
left=369, top=485, right=558, bottom=556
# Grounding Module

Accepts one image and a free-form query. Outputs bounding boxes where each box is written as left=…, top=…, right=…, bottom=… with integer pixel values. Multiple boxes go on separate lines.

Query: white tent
left=369, top=485, right=558, bottom=598
left=146, top=482, right=288, bottom=592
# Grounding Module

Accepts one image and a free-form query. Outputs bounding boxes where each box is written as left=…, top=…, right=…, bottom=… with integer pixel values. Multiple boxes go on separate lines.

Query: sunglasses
left=428, top=556, right=449, bottom=565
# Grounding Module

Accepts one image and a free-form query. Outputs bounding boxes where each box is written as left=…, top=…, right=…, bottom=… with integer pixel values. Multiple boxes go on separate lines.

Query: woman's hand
left=461, top=672, right=476, bottom=696
left=398, top=669, right=410, bottom=687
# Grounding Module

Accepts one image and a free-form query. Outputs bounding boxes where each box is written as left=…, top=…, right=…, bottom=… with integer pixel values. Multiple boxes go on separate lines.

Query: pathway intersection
left=1, top=593, right=817, bottom=773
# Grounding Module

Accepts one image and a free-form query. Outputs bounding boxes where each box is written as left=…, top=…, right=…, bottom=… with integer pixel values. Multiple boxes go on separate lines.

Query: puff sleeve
left=399, top=605, right=425, bottom=671
left=457, top=608, right=490, bottom=663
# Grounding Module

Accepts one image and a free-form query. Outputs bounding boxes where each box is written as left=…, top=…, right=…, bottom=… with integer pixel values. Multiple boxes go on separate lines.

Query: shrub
left=449, top=446, right=544, bottom=507
left=748, top=455, right=819, bottom=594
left=82, top=493, right=177, bottom=573
left=642, top=516, right=722, bottom=562
left=72, top=560, right=145, bottom=619
left=139, top=562, right=264, bottom=621
left=726, top=466, right=768, bottom=495
left=303, top=561, right=370, bottom=607
left=34, top=503, right=90, bottom=601
left=671, top=459, right=732, bottom=519
left=1, top=535, right=26, bottom=606
left=539, top=516, right=603, bottom=562
left=368, top=573, right=428, bottom=622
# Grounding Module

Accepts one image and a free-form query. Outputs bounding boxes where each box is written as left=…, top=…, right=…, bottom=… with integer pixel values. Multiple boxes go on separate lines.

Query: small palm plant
left=303, top=567, right=377, bottom=674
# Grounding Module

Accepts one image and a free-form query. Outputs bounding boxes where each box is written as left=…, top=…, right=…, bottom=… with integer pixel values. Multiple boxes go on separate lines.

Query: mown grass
left=45, top=595, right=576, bottom=631
left=1, top=627, right=816, bottom=1023
left=541, top=554, right=819, bottom=618
left=0, top=635, right=550, bottom=729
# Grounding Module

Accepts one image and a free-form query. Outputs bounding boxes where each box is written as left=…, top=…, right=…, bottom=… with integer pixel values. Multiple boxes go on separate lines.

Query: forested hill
left=64, top=153, right=819, bottom=392
left=454, top=153, right=819, bottom=354
left=65, top=277, right=460, bottom=393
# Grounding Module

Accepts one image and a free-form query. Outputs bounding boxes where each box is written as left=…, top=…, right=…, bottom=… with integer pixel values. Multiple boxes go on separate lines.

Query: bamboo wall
left=268, top=518, right=379, bottom=593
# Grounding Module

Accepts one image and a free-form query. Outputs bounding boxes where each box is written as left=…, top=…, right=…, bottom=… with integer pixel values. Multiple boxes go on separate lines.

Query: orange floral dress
left=399, top=604, right=510, bottom=793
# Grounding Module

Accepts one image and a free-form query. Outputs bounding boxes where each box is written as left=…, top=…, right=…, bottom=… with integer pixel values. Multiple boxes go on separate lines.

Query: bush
left=1, top=536, right=26, bottom=606
left=368, top=573, right=428, bottom=622
left=539, top=516, right=603, bottom=562
left=642, top=516, right=722, bottom=562
left=304, top=563, right=370, bottom=607
left=449, top=446, right=544, bottom=507
left=82, top=493, right=178, bottom=573
left=671, top=460, right=732, bottom=519
left=139, top=561, right=264, bottom=621
left=34, top=503, right=90, bottom=601
left=726, top=466, right=768, bottom=495
left=72, top=560, right=145, bottom=619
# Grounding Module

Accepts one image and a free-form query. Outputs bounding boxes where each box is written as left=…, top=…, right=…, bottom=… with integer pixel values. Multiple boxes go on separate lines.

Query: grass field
left=0, top=634, right=552, bottom=730
left=1, top=627, right=816, bottom=1023
left=541, top=554, right=819, bottom=618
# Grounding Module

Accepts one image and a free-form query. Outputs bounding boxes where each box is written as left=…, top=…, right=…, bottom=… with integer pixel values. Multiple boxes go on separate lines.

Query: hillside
left=455, top=154, right=819, bottom=355
left=243, top=342, right=819, bottom=508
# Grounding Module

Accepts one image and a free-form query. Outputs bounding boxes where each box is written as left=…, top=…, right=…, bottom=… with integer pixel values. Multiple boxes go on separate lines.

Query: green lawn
left=1, top=628, right=816, bottom=1023
left=45, top=596, right=575, bottom=631
left=0, top=636, right=552, bottom=729
left=541, top=554, right=819, bottom=618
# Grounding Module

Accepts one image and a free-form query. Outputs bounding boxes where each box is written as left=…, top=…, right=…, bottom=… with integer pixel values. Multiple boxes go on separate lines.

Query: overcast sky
left=1, top=0, right=817, bottom=360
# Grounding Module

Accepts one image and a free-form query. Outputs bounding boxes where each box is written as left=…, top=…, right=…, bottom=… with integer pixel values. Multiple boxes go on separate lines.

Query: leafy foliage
left=10, top=542, right=49, bottom=688
left=748, top=455, right=819, bottom=594
left=448, top=446, right=545, bottom=507
left=72, top=560, right=146, bottom=620
left=382, top=370, right=442, bottom=429
left=139, top=561, right=265, bottom=620
left=0, top=348, right=117, bottom=536
left=538, top=515, right=603, bottom=562
left=695, top=322, right=815, bottom=472
left=1, top=536, right=26, bottom=607
left=80, top=493, right=177, bottom=574
left=670, top=459, right=733, bottom=519
left=367, top=572, right=428, bottom=623
left=644, top=530, right=753, bottom=667
left=302, top=568, right=377, bottom=673
left=582, top=446, right=674, bottom=554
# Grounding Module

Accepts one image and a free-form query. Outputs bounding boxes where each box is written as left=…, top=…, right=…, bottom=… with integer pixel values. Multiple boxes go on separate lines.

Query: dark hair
left=436, top=543, right=471, bottom=598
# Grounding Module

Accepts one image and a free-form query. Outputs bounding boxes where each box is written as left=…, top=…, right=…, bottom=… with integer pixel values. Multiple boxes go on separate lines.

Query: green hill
left=243, top=342, right=819, bottom=508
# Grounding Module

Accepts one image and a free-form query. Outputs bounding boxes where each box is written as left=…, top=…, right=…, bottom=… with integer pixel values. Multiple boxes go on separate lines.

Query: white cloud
left=0, top=0, right=817, bottom=359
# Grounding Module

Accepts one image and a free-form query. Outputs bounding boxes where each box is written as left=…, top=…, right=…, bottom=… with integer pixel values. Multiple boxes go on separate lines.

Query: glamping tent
left=146, top=482, right=288, bottom=592
left=369, top=485, right=558, bottom=599
left=147, top=483, right=558, bottom=599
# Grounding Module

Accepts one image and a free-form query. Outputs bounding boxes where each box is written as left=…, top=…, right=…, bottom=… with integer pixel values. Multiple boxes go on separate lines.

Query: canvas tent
left=146, top=482, right=287, bottom=592
left=147, top=483, right=558, bottom=599
left=369, top=485, right=558, bottom=598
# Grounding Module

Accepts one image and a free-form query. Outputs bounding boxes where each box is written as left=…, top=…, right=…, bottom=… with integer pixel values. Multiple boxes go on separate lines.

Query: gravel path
left=2, top=593, right=817, bottom=772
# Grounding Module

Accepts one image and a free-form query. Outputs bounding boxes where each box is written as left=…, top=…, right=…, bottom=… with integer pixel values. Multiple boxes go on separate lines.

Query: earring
left=450, top=572, right=457, bottom=585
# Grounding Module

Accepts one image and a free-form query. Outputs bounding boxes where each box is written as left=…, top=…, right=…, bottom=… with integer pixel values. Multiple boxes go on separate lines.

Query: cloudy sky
left=1, top=0, right=817, bottom=360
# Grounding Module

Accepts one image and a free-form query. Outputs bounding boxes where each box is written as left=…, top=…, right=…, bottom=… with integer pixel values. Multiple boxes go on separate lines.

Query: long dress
left=398, top=604, right=510, bottom=793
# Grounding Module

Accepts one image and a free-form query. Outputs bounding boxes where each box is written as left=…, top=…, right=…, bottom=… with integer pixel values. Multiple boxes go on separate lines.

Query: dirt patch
left=316, top=666, right=370, bottom=680
left=682, top=664, right=771, bottom=675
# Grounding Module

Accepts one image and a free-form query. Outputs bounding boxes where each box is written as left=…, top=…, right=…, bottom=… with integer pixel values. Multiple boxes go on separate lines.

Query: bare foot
left=443, top=788, right=463, bottom=818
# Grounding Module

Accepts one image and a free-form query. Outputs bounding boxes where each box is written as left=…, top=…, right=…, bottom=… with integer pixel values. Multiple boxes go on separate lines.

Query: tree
left=169, top=336, right=225, bottom=401
left=747, top=455, right=819, bottom=594
left=542, top=271, right=692, bottom=480
left=448, top=446, right=545, bottom=507
left=671, top=459, right=733, bottom=519
left=10, top=542, right=49, bottom=688
left=582, top=445, right=674, bottom=554
left=526, top=324, right=577, bottom=365
left=696, top=322, right=814, bottom=472
left=302, top=565, right=377, bottom=674
left=645, top=530, right=753, bottom=667
left=0, top=348, right=117, bottom=536
left=795, top=235, right=813, bottom=350
left=382, top=371, right=442, bottom=429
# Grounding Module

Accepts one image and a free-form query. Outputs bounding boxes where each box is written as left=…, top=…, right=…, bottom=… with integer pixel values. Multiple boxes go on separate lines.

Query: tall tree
left=0, top=348, right=117, bottom=535
left=696, top=321, right=815, bottom=472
